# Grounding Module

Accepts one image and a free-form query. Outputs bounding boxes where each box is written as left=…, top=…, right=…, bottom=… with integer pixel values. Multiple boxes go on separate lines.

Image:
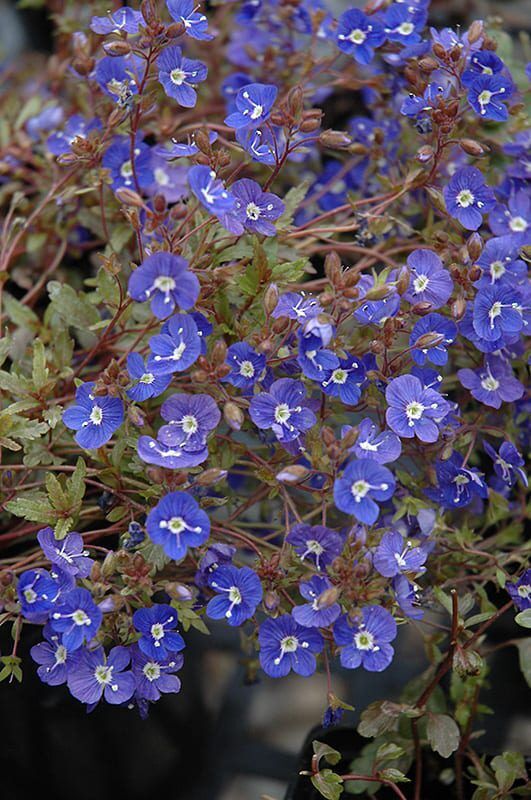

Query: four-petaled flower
left=30, top=625, right=76, bottom=686
left=157, top=46, right=208, bottom=107
left=410, top=312, right=458, bottom=366
left=37, top=528, right=93, bottom=578
left=206, top=565, right=263, bottom=626
left=458, top=355, right=524, bottom=409
left=292, top=576, right=341, bottom=629
left=133, top=604, right=185, bottom=660
left=506, top=570, right=531, bottom=612
left=443, top=167, right=496, bottom=230
left=344, top=418, right=402, bottom=464
left=373, top=531, right=427, bottom=578
left=385, top=374, right=449, bottom=443
left=50, top=588, right=103, bottom=651
left=333, top=606, right=397, bottom=672
left=404, top=249, right=453, bottom=309
left=336, top=8, right=385, bottom=65
left=67, top=646, right=135, bottom=706
left=484, top=440, right=528, bottom=487
left=147, top=313, right=201, bottom=375
left=146, top=491, right=210, bottom=560
left=225, top=83, right=278, bottom=128
left=131, top=645, right=184, bottom=701
left=334, top=459, right=396, bottom=525
left=128, top=252, right=200, bottom=319
left=188, top=165, right=236, bottom=215
left=126, top=353, right=171, bottom=402
left=231, top=178, right=284, bottom=236
left=258, top=614, right=324, bottom=677
left=468, top=74, right=513, bottom=122
left=223, top=342, right=266, bottom=392
left=286, top=524, right=344, bottom=570
left=63, top=382, right=124, bottom=450
left=249, top=378, right=316, bottom=443
left=166, top=0, right=213, bottom=40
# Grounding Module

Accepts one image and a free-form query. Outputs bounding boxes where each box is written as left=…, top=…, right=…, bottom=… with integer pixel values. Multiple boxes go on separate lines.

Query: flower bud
left=468, top=264, right=481, bottom=282
left=128, top=405, right=146, bottom=427
left=319, top=291, right=335, bottom=305
left=451, top=296, right=467, bottom=320
left=102, top=551, right=117, bottom=578
left=414, top=332, right=445, bottom=350
left=211, top=339, right=227, bottom=366
left=467, top=232, right=483, bottom=262
left=418, top=56, right=438, bottom=72
left=287, top=85, right=304, bottom=118
left=224, top=401, right=244, bottom=431
left=264, top=590, right=280, bottom=613
left=103, top=40, right=132, bottom=57
left=264, top=283, right=279, bottom=314
left=115, top=187, right=145, bottom=207
left=275, top=465, right=310, bottom=483
left=396, top=266, right=410, bottom=295
left=467, top=20, right=484, bottom=44
left=317, top=586, right=340, bottom=609
left=196, top=468, right=227, bottom=486
left=166, top=21, right=186, bottom=38
left=72, top=57, right=95, bottom=76
left=453, top=646, right=484, bottom=678
left=417, top=145, right=434, bottom=163
left=341, top=426, right=359, bottom=449
left=432, top=42, right=447, bottom=60
left=459, top=138, right=486, bottom=157
left=319, top=129, right=352, bottom=149
left=322, top=426, right=335, bottom=446
left=363, top=284, right=390, bottom=301
left=299, top=116, right=321, bottom=133
left=411, top=301, right=433, bottom=316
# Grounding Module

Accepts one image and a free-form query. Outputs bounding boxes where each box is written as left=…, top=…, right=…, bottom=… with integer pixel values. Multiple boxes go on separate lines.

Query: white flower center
left=481, top=374, right=499, bottom=391
left=72, top=609, right=90, bottom=626
left=331, top=368, right=348, bottom=384
left=154, top=275, right=176, bottom=293
left=354, top=630, right=375, bottom=650
left=351, top=479, right=370, bottom=501
left=170, top=68, right=186, bottom=86
left=490, top=261, right=505, bottom=280
left=305, top=539, right=324, bottom=556
left=456, top=189, right=474, bottom=208
left=55, top=645, right=67, bottom=665
left=406, top=401, right=424, bottom=422
left=24, top=588, right=37, bottom=603
left=245, top=202, right=261, bottom=220
left=349, top=28, right=366, bottom=44
left=154, top=167, right=170, bottom=186
left=228, top=586, right=242, bottom=605
left=182, top=415, right=198, bottom=434
left=151, top=622, right=165, bottom=641
left=89, top=405, right=103, bottom=425
left=397, top=22, right=414, bottom=35
left=280, top=635, right=298, bottom=653
left=517, top=585, right=531, bottom=599
left=413, top=274, right=430, bottom=293
left=120, top=160, right=133, bottom=178
left=94, top=664, right=114, bottom=685
left=509, top=216, right=527, bottom=232
left=168, top=516, right=186, bottom=534
left=274, top=403, right=291, bottom=424
left=140, top=372, right=155, bottom=384
left=239, top=360, right=255, bottom=378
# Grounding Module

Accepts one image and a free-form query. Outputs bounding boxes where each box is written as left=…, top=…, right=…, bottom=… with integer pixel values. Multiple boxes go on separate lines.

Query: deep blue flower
left=489, top=191, right=531, bottom=242
left=188, top=165, right=236, bottom=216
left=333, top=606, right=397, bottom=672
left=195, top=543, right=236, bottom=588
left=206, top=565, right=263, bottom=626
left=468, top=74, right=513, bottom=121
left=91, top=7, right=144, bottom=35
left=301, top=314, right=335, bottom=347
left=37, top=527, right=93, bottom=578
left=258, top=615, right=323, bottom=677
left=158, top=392, right=221, bottom=450
left=225, top=83, right=278, bottom=128
left=18, top=569, right=60, bottom=621
left=404, top=249, right=453, bottom=309
left=286, top=524, right=344, bottom=570
left=506, top=570, right=531, bottom=611
left=400, top=83, right=450, bottom=118
left=147, top=313, right=201, bottom=375
left=382, top=3, right=427, bottom=45
left=373, top=531, right=427, bottom=578
left=443, top=167, right=496, bottom=230
left=236, top=124, right=278, bottom=165
left=157, top=46, right=208, bottom=107
left=63, top=382, right=124, bottom=449
left=153, top=131, right=218, bottom=160
left=128, top=252, right=199, bottom=319
left=426, top=451, right=488, bottom=509
left=137, top=431, right=209, bottom=469
left=231, top=178, right=284, bottom=236
left=458, top=355, right=524, bottom=409
left=190, top=311, right=212, bottom=354
left=410, top=313, right=458, bottom=366
left=249, top=378, right=316, bottom=443
left=94, top=55, right=141, bottom=105
left=47, top=115, right=100, bottom=157
left=323, top=706, right=345, bottom=728
left=484, top=441, right=527, bottom=487
left=462, top=50, right=505, bottom=87
left=67, top=645, right=135, bottom=705
left=475, top=235, right=527, bottom=287
left=30, top=624, right=77, bottom=686
left=472, top=284, right=523, bottom=341
left=102, top=135, right=153, bottom=192
left=50, top=588, right=102, bottom=651
left=354, top=276, right=400, bottom=325
left=335, top=8, right=385, bottom=65
left=393, top=576, right=424, bottom=620
left=297, top=331, right=339, bottom=382
left=345, top=418, right=402, bottom=464
left=320, top=355, right=366, bottom=405
left=133, top=604, right=185, bottom=660
left=126, top=353, right=171, bottom=402
left=292, top=576, right=341, bottom=628
left=223, top=342, right=266, bottom=392
left=385, top=374, right=449, bottom=443
left=334, top=459, right=395, bottom=526
left=271, top=292, right=322, bottom=322
left=131, top=644, right=184, bottom=701
left=146, top=491, right=210, bottom=560
left=166, top=0, right=213, bottom=40
left=222, top=72, right=252, bottom=112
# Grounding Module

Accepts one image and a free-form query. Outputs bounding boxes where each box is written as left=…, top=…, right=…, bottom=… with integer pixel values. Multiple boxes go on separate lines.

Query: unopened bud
left=417, top=145, right=434, bottom=163
left=325, top=250, right=342, bottom=284
left=299, top=117, right=321, bottom=133
left=322, top=426, right=335, bottom=446
left=468, top=264, right=481, bottom=282
left=128, top=405, right=146, bottom=427
left=72, top=57, right=95, bottom=76
left=467, top=232, right=482, bottom=262
left=196, top=468, right=227, bottom=486
left=340, top=426, right=359, bottom=449
left=102, top=551, right=117, bottom=578
left=411, top=301, right=433, bottom=316
left=467, top=20, right=484, bottom=45
left=460, top=138, right=486, bottom=157
left=453, top=646, right=484, bottom=678
left=319, top=129, right=352, bottom=149
left=264, top=590, right=280, bottom=613
left=432, top=42, right=447, bottom=60
left=224, top=401, right=244, bottom=431
left=396, top=266, right=410, bottom=295
left=414, top=332, right=445, bottom=350
left=317, top=586, right=340, bottom=609
left=343, top=287, right=359, bottom=300
left=115, top=187, right=145, bottom=207
left=288, top=85, right=304, bottom=118
left=211, top=340, right=227, bottom=366
left=166, top=21, right=186, bottom=38
left=363, top=284, right=390, bottom=301
left=103, top=40, right=132, bottom=57
left=418, top=56, right=438, bottom=72
left=275, top=465, right=310, bottom=484
left=264, top=283, right=279, bottom=314
left=452, top=296, right=467, bottom=320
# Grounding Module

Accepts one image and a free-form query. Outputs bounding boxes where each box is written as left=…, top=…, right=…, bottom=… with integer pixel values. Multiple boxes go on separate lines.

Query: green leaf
left=68, top=458, right=87, bottom=507
left=313, top=741, right=342, bottom=768
left=311, top=770, right=343, bottom=800
left=426, top=714, right=460, bottom=758
left=54, top=516, right=74, bottom=540
left=5, top=493, right=56, bottom=524
left=515, top=610, right=531, bottom=629
left=277, top=180, right=310, bottom=228
left=2, top=293, right=39, bottom=330
left=0, top=655, right=23, bottom=683
left=378, top=768, right=410, bottom=784
left=491, top=752, right=527, bottom=792
left=375, top=743, right=405, bottom=763
left=358, top=701, right=417, bottom=738
left=47, top=281, right=100, bottom=329
left=515, top=638, right=531, bottom=687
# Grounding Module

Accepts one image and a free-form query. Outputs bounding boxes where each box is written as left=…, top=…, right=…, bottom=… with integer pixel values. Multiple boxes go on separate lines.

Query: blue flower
left=393, top=576, right=424, bottom=620
left=195, top=543, right=236, bottom=588
left=131, top=645, right=184, bottom=701
left=475, top=235, right=527, bottom=287
left=102, top=135, right=153, bottom=192
left=63, top=382, right=124, bottom=449
left=385, top=374, right=449, bottom=443
left=345, top=418, right=402, bottom=464
left=50, top=588, right=103, bottom=651
left=126, top=353, right=171, bottom=402
left=320, top=354, right=366, bottom=405
left=334, top=459, right=395, bottom=526
left=231, top=178, right=284, bottom=236
left=157, top=46, right=208, bottom=107
left=94, top=55, right=141, bottom=105
left=426, top=451, right=488, bottom=509
left=146, top=491, right=210, bottom=560
left=373, top=531, right=427, bottom=578
left=137, top=432, right=209, bottom=469
left=468, top=74, right=513, bottom=121
left=222, top=72, right=252, bottom=112
left=154, top=131, right=218, bottom=160
left=489, top=190, right=531, bottom=243
left=335, top=9, right=385, bottom=64
left=236, top=124, right=277, bottom=165
left=458, top=355, right=524, bottom=409
left=188, top=165, right=236, bottom=216
left=286, top=523, right=344, bottom=570
left=30, top=624, right=77, bottom=686
left=37, top=527, right=93, bottom=578
left=292, top=576, right=341, bottom=628
left=443, top=167, right=496, bottom=230
left=206, top=565, right=263, bottom=626
left=249, top=378, right=316, bottom=443
left=158, top=392, right=221, bottom=450
left=47, top=115, right=100, bottom=157
left=147, top=313, right=201, bottom=375
left=382, top=2, right=427, bottom=45
left=133, top=604, right=185, bottom=660
left=271, top=292, right=323, bottom=322
left=18, top=569, right=60, bottom=621
left=128, top=252, right=199, bottom=319
left=67, top=645, right=135, bottom=705
left=400, top=83, right=449, bottom=118
left=354, top=275, right=400, bottom=325
left=404, top=249, right=453, bottom=309
left=166, top=0, right=213, bottom=40
left=333, top=606, right=397, bottom=672
left=410, top=313, right=458, bottom=366
left=91, top=7, right=144, bottom=35
left=297, top=331, right=339, bottom=382
left=225, top=83, right=278, bottom=129
left=223, top=342, right=266, bottom=392
left=506, top=570, right=531, bottom=612
left=472, top=284, right=524, bottom=341
left=484, top=441, right=527, bottom=487
left=258, top=615, right=323, bottom=677
left=462, top=50, right=505, bottom=87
